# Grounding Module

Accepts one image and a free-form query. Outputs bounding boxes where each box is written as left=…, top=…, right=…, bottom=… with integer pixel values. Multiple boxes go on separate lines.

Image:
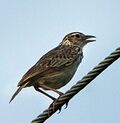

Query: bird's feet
left=48, top=94, right=69, bottom=115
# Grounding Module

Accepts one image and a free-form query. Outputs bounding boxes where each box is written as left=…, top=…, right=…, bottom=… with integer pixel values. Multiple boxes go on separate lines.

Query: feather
left=9, top=82, right=28, bottom=103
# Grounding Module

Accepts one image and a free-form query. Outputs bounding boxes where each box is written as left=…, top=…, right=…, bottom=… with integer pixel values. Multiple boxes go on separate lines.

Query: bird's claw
left=64, top=100, right=69, bottom=109
left=48, top=97, right=70, bottom=116
left=49, top=98, right=59, bottom=111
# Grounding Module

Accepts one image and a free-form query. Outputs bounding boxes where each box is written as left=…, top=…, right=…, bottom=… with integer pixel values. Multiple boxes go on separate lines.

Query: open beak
left=85, top=35, right=96, bottom=43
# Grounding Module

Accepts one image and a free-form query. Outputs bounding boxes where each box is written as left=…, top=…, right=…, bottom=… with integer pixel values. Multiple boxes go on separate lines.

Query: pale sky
left=1, top=0, right=120, bottom=123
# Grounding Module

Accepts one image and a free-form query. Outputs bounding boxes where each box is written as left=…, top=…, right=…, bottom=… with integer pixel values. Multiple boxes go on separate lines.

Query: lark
left=9, top=32, right=96, bottom=103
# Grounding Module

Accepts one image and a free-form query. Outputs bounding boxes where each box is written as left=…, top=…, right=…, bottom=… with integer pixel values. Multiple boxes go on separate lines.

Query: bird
left=9, top=32, right=96, bottom=103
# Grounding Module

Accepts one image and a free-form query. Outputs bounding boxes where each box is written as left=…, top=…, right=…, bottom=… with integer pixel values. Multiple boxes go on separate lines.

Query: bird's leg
left=40, top=85, right=69, bottom=112
left=39, top=85, right=64, bottom=96
left=34, top=86, right=56, bottom=101
left=39, top=85, right=64, bottom=112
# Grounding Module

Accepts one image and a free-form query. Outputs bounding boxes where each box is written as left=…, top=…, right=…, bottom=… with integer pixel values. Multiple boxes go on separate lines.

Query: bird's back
left=17, top=45, right=83, bottom=88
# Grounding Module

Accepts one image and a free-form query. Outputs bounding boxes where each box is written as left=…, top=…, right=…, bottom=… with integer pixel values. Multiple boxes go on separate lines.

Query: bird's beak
left=85, top=35, right=96, bottom=43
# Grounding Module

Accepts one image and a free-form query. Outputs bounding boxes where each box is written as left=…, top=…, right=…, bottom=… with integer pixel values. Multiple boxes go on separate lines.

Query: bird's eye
left=75, top=34, right=80, bottom=38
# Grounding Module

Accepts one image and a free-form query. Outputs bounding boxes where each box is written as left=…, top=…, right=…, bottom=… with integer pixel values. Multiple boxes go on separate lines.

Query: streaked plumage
left=10, top=32, right=96, bottom=103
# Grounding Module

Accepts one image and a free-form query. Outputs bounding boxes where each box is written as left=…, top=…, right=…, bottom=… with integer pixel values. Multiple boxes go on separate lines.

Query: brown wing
left=18, top=45, right=82, bottom=86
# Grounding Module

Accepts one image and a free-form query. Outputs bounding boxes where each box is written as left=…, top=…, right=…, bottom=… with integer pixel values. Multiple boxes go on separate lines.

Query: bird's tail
left=9, top=82, right=28, bottom=103
left=9, top=86, right=23, bottom=103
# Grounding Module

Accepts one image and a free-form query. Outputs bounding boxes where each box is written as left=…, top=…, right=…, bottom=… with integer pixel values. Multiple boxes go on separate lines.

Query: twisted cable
left=32, top=47, right=120, bottom=123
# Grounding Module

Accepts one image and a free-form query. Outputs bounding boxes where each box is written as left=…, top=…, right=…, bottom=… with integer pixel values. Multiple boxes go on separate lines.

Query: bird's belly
left=38, top=57, right=81, bottom=90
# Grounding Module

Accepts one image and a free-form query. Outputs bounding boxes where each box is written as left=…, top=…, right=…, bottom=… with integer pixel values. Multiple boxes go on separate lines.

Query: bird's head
left=61, top=32, right=96, bottom=48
